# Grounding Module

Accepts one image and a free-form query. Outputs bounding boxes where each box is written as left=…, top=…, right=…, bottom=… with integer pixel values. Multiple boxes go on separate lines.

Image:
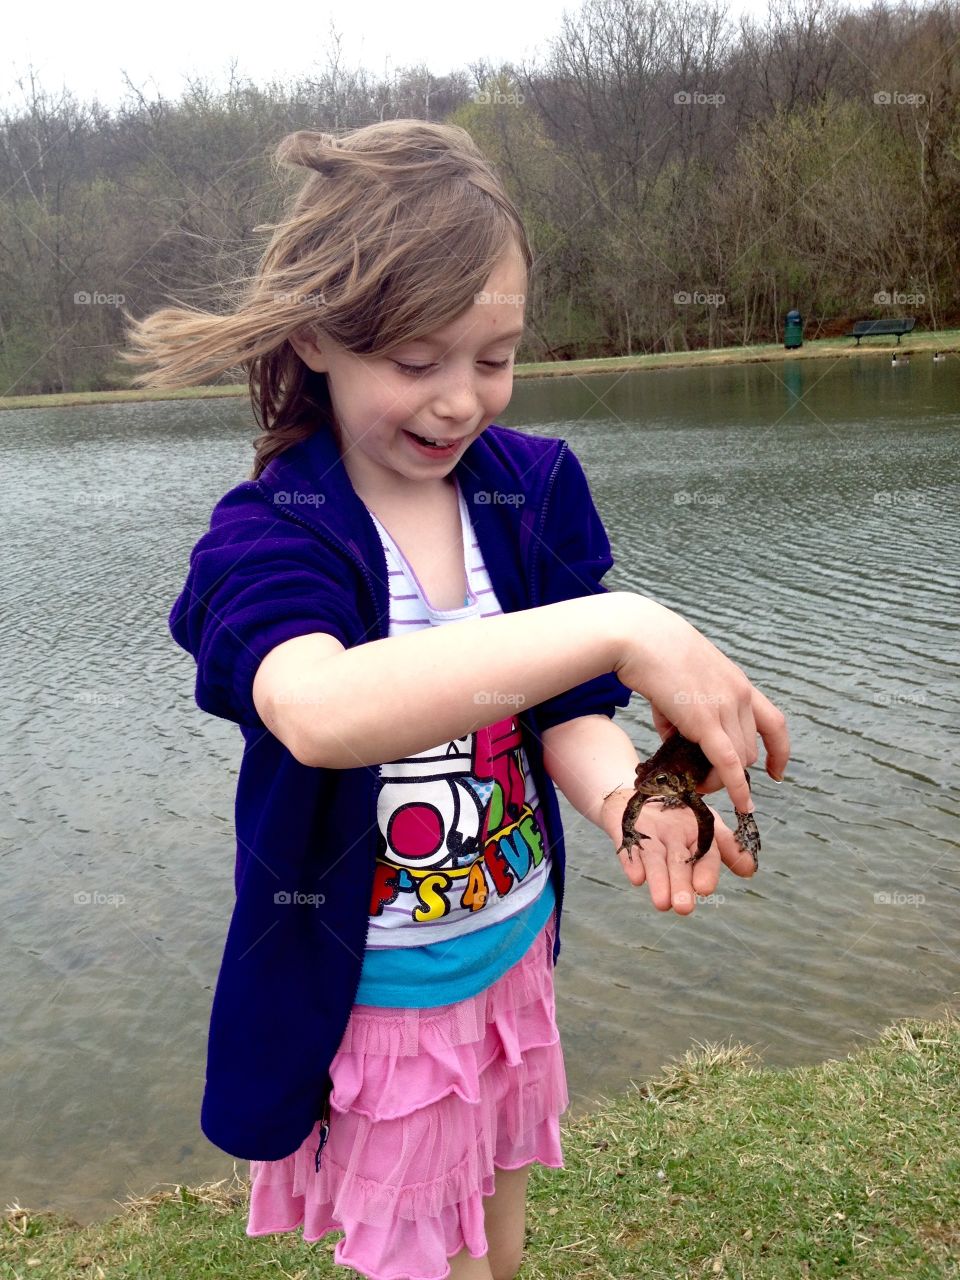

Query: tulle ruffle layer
left=246, top=910, right=567, bottom=1280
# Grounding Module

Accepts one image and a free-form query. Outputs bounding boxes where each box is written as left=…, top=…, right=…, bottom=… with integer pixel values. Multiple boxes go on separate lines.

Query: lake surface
left=2, top=355, right=958, bottom=1223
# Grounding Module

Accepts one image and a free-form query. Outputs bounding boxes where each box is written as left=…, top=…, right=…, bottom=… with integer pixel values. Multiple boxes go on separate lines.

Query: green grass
left=3, top=329, right=959, bottom=411
left=4, top=1010, right=959, bottom=1279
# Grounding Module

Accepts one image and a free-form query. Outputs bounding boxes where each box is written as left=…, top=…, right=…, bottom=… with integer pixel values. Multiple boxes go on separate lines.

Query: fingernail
left=770, top=771, right=784, bottom=783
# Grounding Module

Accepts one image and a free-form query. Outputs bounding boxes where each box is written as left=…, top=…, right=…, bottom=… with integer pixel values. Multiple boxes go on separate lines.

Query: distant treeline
left=2, top=0, right=959, bottom=394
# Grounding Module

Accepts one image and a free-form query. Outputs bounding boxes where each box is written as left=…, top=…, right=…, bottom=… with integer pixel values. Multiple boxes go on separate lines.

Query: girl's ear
left=288, top=325, right=328, bottom=372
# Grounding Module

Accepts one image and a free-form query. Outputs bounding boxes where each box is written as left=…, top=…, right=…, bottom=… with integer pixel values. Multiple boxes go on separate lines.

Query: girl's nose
left=431, top=374, right=480, bottom=423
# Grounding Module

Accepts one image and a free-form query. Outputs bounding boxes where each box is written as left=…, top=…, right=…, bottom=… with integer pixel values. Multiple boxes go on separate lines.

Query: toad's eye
left=655, top=773, right=671, bottom=785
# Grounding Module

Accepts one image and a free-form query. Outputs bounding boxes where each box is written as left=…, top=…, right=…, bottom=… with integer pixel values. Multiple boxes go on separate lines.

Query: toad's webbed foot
left=732, top=769, right=760, bottom=870
left=733, top=810, right=761, bottom=869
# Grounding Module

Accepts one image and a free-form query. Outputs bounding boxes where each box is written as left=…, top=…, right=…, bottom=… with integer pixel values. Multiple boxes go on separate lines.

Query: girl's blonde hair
left=120, top=120, right=533, bottom=480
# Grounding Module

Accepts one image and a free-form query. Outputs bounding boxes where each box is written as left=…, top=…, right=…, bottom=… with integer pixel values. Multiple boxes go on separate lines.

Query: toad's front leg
left=617, top=791, right=650, bottom=863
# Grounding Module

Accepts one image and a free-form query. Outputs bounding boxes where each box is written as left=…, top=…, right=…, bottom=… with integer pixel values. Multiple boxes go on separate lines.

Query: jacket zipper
left=523, top=441, right=568, bottom=961
left=314, top=1079, right=333, bottom=1172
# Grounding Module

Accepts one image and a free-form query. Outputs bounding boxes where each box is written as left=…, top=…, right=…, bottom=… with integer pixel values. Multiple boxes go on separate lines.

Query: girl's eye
left=392, top=357, right=513, bottom=376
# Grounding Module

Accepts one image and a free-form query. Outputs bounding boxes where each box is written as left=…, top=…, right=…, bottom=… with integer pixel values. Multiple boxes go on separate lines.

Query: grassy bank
left=4, top=1010, right=958, bottom=1279
left=3, top=329, right=959, bottom=412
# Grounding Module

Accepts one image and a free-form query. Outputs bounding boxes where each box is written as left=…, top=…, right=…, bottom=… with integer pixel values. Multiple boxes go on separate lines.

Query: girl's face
left=289, top=243, right=527, bottom=501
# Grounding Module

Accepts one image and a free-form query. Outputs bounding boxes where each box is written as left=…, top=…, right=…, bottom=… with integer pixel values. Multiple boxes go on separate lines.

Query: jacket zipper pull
left=314, top=1089, right=332, bottom=1173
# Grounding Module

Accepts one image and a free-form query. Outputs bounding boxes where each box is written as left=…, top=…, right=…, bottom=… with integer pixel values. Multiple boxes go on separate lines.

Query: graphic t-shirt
left=354, top=479, right=554, bottom=1007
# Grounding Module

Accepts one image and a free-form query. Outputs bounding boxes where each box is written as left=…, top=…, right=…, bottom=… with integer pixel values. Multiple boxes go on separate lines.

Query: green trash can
left=784, top=309, right=803, bottom=349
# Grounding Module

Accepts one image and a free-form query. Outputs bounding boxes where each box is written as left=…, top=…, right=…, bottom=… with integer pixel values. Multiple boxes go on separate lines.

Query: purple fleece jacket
left=169, top=420, right=633, bottom=1160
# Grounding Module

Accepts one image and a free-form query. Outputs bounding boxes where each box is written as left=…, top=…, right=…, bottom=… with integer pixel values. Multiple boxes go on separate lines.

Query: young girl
left=124, top=120, right=788, bottom=1280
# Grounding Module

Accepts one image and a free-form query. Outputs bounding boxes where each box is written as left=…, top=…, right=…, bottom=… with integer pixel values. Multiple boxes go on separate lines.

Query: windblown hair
left=120, top=120, right=533, bottom=480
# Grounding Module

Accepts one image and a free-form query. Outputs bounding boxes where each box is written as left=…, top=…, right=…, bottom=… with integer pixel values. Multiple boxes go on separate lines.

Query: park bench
left=847, top=317, right=916, bottom=345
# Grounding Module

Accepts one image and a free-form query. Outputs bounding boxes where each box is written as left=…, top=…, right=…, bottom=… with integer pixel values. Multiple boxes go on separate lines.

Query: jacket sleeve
left=168, top=484, right=367, bottom=731
left=532, top=445, right=634, bottom=732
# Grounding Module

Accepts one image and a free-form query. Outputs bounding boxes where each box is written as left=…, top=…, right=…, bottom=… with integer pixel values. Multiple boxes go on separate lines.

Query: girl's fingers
left=697, top=723, right=754, bottom=813
left=738, top=701, right=760, bottom=769
left=690, top=834, right=722, bottom=898
left=651, top=703, right=676, bottom=742
left=616, top=843, right=648, bottom=888
left=753, top=688, right=790, bottom=781
left=711, top=808, right=758, bottom=878
left=637, top=838, right=674, bottom=911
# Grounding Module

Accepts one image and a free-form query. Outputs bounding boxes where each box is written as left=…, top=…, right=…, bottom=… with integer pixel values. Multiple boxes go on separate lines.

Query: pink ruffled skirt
left=246, top=908, right=568, bottom=1280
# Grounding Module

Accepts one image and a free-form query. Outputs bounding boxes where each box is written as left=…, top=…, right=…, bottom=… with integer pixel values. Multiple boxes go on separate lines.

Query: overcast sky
left=4, top=0, right=801, bottom=112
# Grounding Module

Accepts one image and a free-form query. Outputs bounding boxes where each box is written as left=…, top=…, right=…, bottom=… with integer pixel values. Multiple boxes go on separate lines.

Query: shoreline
left=2, top=330, right=958, bottom=412
left=4, top=1008, right=958, bottom=1278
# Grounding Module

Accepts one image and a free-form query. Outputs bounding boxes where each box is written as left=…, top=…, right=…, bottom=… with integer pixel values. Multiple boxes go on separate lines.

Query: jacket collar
left=255, top=423, right=564, bottom=614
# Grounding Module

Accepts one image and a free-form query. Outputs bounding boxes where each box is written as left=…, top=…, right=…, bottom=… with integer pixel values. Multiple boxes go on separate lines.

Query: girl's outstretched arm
left=253, top=590, right=789, bottom=814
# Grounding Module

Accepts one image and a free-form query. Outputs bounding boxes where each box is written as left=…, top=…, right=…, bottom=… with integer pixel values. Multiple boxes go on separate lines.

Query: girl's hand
left=615, top=597, right=790, bottom=813
left=600, top=789, right=756, bottom=915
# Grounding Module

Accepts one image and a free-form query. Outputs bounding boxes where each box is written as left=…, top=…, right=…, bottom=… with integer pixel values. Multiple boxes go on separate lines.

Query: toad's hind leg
left=685, top=794, right=716, bottom=864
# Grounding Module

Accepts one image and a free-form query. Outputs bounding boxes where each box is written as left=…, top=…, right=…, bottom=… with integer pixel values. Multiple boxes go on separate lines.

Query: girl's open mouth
left=403, top=430, right=464, bottom=457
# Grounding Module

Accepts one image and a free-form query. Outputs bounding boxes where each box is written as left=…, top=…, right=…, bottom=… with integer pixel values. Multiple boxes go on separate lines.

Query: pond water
left=2, top=353, right=958, bottom=1222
